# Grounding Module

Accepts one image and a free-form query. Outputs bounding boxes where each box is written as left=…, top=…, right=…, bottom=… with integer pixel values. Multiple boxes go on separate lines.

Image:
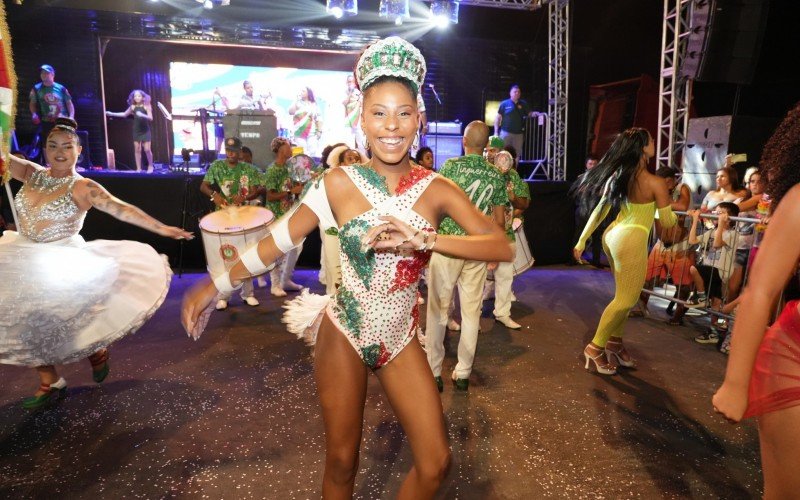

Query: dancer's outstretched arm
left=73, top=179, right=193, bottom=240
left=713, top=185, right=800, bottom=422
left=182, top=204, right=321, bottom=333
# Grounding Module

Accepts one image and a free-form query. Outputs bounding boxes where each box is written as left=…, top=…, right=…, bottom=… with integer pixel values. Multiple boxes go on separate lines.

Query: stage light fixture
left=326, top=0, right=357, bottom=19
left=379, top=0, right=409, bottom=25
left=195, top=0, right=231, bottom=8
left=430, top=1, right=459, bottom=27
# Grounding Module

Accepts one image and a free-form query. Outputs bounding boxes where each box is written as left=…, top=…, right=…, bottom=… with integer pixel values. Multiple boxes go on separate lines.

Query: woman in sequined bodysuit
left=182, top=37, right=513, bottom=498
left=1, top=117, right=191, bottom=409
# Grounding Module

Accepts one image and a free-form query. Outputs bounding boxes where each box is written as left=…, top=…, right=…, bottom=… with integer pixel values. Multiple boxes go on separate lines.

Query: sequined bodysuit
left=299, top=164, right=437, bottom=369
left=15, top=169, right=85, bottom=243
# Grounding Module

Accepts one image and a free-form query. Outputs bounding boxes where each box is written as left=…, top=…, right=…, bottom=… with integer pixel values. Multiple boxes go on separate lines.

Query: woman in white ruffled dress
left=1, top=117, right=192, bottom=409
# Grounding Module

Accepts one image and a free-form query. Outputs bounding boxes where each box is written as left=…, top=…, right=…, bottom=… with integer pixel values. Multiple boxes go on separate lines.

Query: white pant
left=321, top=231, right=341, bottom=295
left=270, top=243, right=303, bottom=289
left=493, top=243, right=516, bottom=318
left=426, top=253, right=487, bottom=379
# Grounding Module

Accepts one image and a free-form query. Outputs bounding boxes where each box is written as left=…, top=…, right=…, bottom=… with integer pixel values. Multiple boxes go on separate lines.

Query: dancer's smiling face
left=46, top=130, right=81, bottom=170
left=361, top=79, right=418, bottom=168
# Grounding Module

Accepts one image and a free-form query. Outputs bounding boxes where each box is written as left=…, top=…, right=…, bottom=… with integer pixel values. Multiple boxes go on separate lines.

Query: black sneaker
left=695, top=328, right=720, bottom=344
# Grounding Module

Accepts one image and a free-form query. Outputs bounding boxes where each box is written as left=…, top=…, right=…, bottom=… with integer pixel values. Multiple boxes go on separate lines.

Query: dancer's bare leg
left=133, top=141, right=142, bottom=172
left=314, top=317, right=368, bottom=499
left=375, top=340, right=451, bottom=500
left=143, top=141, right=154, bottom=172
left=758, top=404, right=800, bottom=499
left=33, top=366, right=59, bottom=396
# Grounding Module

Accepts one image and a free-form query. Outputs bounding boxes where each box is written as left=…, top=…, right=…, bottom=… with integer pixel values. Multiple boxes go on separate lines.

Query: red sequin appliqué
left=375, top=342, right=392, bottom=369
left=388, top=250, right=432, bottom=294
left=408, top=302, right=420, bottom=339
left=395, top=165, right=434, bottom=196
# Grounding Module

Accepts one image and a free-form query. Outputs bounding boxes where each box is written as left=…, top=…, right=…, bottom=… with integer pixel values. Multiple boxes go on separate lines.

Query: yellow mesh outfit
left=576, top=198, right=677, bottom=347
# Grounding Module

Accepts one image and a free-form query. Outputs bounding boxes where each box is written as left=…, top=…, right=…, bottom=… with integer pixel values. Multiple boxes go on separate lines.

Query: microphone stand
left=429, top=85, right=442, bottom=169
left=156, top=101, right=173, bottom=171
left=176, top=149, right=193, bottom=278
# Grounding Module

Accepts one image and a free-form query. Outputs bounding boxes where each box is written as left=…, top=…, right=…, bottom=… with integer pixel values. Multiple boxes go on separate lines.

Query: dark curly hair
left=572, top=127, right=651, bottom=216
left=760, top=101, right=800, bottom=212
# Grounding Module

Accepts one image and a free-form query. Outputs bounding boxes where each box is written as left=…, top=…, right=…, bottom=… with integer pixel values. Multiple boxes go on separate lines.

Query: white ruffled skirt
left=0, top=231, right=172, bottom=367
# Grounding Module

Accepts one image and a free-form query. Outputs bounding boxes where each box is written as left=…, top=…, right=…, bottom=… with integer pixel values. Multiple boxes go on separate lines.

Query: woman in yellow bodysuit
left=574, top=128, right=677, bottom=375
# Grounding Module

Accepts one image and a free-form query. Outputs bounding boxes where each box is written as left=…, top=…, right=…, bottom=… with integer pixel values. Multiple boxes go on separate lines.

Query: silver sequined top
left=15, top=169, right=86, bottom=243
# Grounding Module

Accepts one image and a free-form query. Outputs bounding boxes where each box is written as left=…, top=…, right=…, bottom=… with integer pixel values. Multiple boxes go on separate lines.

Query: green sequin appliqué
left=339, top=217, right=375, bottom=289
left=361, top=344, right=381, bottom=367
left=335, top=287, right=363, bottom=339
left=352, top=164, right=390, bottom=196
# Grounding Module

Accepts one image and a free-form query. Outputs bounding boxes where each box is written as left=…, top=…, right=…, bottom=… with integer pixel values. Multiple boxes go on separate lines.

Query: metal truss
left=656, top=0, right=693, bottom=171
left=546, top=0, right=568, bottom=181
left=453, top=0, right=546, bottom=10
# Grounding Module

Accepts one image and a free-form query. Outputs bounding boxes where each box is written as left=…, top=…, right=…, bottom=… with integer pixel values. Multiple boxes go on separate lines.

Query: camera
left=180, top=148, right=194, bottom=163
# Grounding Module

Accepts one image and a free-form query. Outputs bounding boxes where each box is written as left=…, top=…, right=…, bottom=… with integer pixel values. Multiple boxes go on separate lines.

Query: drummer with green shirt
left=426, top=121, right=508, bottom=392
left=200, top=137, right=264, bottom=209
left=484, top=138, right=531, bottom=330
left=262, top=137, right=306, bottom=297
left=199, top=137, right=264, bottom=310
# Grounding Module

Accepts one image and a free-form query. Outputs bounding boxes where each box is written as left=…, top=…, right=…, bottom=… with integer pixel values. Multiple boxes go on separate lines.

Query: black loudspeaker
left=680, top=0, right=770, bottom=84
left=76, top=130, right=92, bottom=168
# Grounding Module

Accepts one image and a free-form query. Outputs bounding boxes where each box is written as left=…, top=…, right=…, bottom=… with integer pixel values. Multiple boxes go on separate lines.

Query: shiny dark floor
left=0, top=266, right=761, bottom=498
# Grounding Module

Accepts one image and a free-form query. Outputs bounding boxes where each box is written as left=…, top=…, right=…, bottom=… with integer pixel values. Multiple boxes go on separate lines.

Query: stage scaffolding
left=458, top=0, right=568, bottom=181
left=656, top=0, right=693, bottom=171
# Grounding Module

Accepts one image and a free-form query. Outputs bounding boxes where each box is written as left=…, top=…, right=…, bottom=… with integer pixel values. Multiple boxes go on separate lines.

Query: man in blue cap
left=28, top=64, right=74, bottom=163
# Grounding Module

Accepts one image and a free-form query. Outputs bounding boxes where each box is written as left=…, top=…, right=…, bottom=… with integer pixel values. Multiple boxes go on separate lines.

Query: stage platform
left=78, top=170, right=577, bottom=269
left=0, top=266, right=761, bottom=497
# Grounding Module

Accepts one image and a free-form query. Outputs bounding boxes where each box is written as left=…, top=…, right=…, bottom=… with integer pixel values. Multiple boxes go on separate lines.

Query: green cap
left=487, top=135, right=505, bottom=149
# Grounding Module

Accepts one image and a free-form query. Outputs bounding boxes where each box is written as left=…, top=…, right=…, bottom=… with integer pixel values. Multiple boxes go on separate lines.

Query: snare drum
left=512, top=218, right=534, bottom=275
left=199, top=206, right=275, bottom=275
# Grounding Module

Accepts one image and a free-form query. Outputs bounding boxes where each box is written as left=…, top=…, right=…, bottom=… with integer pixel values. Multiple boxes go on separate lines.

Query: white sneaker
left=244, top=296, right=260, bottom=307
left=215, top=299, right=228, bottom=311
left=283, top=280, right=303, bottom=292
left=447, top=319, right=461, bottom=331
left=496, top=316, right=522, bottom=329
left=256, top=276, right=268, bottom=288
left=270, top=286, right=287, bottom=297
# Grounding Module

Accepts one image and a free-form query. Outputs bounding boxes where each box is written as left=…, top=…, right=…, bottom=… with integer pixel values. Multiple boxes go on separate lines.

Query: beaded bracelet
left=427, top=233, right=438, bottom=251
left=416, top=232, right=430, bottom=252
left=395, top=229, right=420, bottom=250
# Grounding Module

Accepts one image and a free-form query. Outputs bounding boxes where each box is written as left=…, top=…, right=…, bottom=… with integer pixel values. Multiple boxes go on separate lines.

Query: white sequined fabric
left=0, top=169, right=172, bottom=367
left=15, top=169, right=86, bottom=242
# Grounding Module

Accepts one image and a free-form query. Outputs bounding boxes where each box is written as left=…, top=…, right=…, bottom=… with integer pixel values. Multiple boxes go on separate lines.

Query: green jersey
left=438, top=154, right=508, bottom=236
left=263, top=162, right=294, bottom=218
left=203, top=160, right=261, bottom=209
left=504, top=168, right=531, bottom=241
left=29, top=82, right=72, bottom=122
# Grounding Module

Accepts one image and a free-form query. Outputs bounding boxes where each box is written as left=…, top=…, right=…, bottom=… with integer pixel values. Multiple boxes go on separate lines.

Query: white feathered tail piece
left=282, top=289, right=331, bottom=346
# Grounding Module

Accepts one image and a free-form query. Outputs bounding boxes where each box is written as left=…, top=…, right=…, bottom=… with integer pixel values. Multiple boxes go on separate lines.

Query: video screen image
left=169, top=62, right=356, bottom=158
